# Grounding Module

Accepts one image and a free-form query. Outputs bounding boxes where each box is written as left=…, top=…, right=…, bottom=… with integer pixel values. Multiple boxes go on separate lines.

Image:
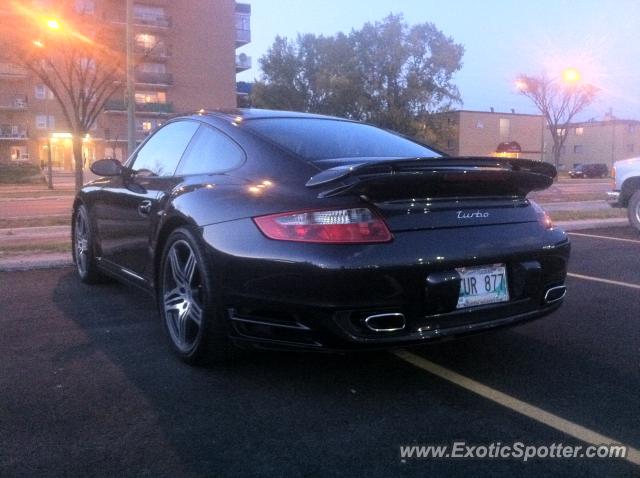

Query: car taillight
left=530, top=200, right=553, bottom=229
left=253, top=208, right=393, bottom=243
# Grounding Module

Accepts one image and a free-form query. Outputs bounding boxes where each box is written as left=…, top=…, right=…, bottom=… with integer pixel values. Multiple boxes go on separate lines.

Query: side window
left=132, top=121, right=199, bottom=176
left=176, top=125, right=245, bottom=175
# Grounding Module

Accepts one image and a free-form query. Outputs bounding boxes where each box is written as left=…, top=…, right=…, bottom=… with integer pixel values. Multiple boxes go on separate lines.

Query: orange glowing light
left=46, top=19, right=61, bottom=30
left=562, top=68, right=581, bottom=84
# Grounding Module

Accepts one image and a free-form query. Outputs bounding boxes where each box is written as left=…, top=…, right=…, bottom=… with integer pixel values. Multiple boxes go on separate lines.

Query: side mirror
left=90, top=158, right=124, bottom=177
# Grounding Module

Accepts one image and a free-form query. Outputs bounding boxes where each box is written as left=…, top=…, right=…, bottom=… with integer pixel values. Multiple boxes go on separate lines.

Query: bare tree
left=0, top=1, right=126, bottom=190
left=516, top=72, right=598, bottom=167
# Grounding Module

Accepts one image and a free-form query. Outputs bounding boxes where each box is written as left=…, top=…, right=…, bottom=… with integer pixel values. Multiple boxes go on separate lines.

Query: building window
left=134, top=4, right=168, bottom=25
left=75, top=0, right=95, bottom=14
left=35, top=115, right=47, bottom=129
left=476, top=121, right=484, bottom=129
left=10, top=146, right=28, bottom=161
left=79, top=58, right=96, bottom=71
left=556, top=128, right=566, bottom=137
left=573, top=145, right=583, bottom=154
left=575, top=127, right=584, bottom=136
left=628, top=124, right=636, bottom=134
left=135, top=91, right=166, bottom=104
left=35, top=85, right=53, bottom=100
left=36, top=115, right=54, bottom=129
left=138, top=62, right=166, bottom=73
left=135, top=33, right=158, bottom=49
left=447, top=139, right=455, bottom=149
left=499, top=118, right=510, bottom=141
left=626, top=144, right=634, bottom=153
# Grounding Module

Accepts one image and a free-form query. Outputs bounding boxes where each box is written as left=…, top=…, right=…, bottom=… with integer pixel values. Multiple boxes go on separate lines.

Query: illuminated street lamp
left=562, top=67, right=581, bottom=84
left=46, top=19, right=61, bottom=30
left=36, top=17, right=64, bottom=189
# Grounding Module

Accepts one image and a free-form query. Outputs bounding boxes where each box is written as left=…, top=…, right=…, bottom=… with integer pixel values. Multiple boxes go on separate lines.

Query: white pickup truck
left=607, top=157, right=640, bottom=232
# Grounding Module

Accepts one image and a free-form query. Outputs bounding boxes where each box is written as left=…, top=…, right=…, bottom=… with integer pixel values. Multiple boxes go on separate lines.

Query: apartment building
left=0, top=0, right=251, bottom=170
left=550, top=118, right=640, bottom=169
left=428, top=110, right=545, bottom=161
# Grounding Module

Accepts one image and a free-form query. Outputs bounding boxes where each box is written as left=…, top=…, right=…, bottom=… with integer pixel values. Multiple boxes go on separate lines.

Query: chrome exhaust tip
left=544, top=285, right=566, bottom=304
left=363, top=313, right=406, bottom=332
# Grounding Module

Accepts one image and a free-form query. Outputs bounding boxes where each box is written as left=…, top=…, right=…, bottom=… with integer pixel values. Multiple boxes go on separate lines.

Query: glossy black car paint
left=74, top=109, right=570, bottom=351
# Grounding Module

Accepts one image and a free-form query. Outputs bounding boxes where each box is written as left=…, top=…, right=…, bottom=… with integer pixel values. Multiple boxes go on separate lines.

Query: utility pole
left=126, top=0, right=136, bottom=158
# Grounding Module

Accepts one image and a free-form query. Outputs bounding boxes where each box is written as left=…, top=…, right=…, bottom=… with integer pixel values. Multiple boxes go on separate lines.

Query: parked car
left=607, top=157, right=640, bottom=231
left=568, top=163, right=609, bottom=178
left=72, top=109, right=570, bottom=364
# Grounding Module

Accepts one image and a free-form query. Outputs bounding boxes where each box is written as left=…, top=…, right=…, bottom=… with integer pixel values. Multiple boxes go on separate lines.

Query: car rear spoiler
left=305, top=157, right=557, bottom=199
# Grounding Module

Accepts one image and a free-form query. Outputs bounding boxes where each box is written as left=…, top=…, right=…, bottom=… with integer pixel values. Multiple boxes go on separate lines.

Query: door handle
left=138, top=199, right=152, bottom=216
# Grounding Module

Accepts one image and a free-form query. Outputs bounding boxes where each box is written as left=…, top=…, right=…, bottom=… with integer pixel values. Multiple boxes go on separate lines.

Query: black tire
left=72, top=204, right=107, bottom=284
left=157, top=226, right=235, bottom=365
left=628, top=190, right=640, bottom=233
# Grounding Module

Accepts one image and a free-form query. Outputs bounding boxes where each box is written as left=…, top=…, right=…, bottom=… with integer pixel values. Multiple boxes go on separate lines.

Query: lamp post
left=126, top=0, right=136, bottom=158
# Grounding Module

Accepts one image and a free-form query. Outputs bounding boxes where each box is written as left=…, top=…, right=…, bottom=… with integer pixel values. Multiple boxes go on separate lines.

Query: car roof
left=180, top=108, right=352, bottom=123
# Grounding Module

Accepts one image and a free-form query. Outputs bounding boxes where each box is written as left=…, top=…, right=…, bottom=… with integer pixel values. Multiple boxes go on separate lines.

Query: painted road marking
left=568, top=232, right=640, bottom=245
left=567, top=272, right=640, bottom=290
left=394, top=350, right=640, bottom=466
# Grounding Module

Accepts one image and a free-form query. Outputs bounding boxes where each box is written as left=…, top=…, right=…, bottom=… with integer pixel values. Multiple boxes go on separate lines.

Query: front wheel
left=73, top=204, right=107, bottom=283
left=158, top=227, right=235, bottom=364
left=628, top=191, right=640, bottom=233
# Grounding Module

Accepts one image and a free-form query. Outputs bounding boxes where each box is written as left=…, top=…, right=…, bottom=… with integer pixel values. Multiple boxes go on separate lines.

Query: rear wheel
left=158, top=227, right=235, bottom=364
left=628, top=190, right=640, bottom=233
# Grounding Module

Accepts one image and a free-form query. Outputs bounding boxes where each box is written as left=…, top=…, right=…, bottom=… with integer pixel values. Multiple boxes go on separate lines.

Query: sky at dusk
left=236, top=0, right=640, bottom=121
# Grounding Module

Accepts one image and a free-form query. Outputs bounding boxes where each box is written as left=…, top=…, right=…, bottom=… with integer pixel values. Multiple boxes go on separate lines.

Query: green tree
left=252, top=14, right=464, bottom=139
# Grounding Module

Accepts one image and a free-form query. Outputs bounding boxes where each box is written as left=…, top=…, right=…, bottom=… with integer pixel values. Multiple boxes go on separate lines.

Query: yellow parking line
left=394, top=350, right=640, bottom=466
left=568, top=232, right=640, bottom=244
left=567, top=272, right=640, bottom=290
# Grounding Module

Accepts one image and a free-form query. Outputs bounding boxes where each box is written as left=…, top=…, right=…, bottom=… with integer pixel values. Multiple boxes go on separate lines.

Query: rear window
left=244, top=118, right=440, bottom=162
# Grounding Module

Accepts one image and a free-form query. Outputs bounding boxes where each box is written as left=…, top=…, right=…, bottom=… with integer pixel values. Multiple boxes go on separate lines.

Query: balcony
left=235, top=28, right=251, bottom=48
left=135, top=44, right=172, bottom=61
left=235, top=54, right=252, bottom=73
left=134, top=14, right=171, bottom=28
left=235, top=3, right=251, bottom=48
left=107, top=14, right=171, bottom=29
left=0, top=63, right=28, bottom=80
left=0, top=95, right=28, bottom=111
left=103, top=100, right=174, bottom=115
left=0, top=125, right=28, bottom=140
left=135, top=71, right=173, bottom=86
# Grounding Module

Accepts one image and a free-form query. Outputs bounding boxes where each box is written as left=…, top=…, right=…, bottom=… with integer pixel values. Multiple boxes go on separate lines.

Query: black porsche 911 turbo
left=73, top=109, right=570, bottom=364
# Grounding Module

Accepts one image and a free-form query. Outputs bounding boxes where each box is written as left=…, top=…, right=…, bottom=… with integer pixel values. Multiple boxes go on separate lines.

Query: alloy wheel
left=162, top=240, right=204, bottom=353
left=74, top=211, right=89, bottom=276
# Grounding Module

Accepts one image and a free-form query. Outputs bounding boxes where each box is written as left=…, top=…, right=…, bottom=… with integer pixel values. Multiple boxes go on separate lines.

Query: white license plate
left=456, top=264, right=509, bottom=309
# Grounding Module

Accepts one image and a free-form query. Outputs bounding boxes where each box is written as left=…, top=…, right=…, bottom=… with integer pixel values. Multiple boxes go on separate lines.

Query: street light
left=35, top=17, right=63, bottom=189
left=46, top=19, right=61, bottom=30
left=562, top=67, right=581, bottom=84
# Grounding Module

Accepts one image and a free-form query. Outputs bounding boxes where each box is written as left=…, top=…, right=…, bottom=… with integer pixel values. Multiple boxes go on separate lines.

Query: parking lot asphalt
left=0, top=226, right=639, bottom=477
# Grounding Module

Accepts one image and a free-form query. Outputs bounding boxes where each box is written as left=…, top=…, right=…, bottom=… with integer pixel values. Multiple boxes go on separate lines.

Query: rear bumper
left=227, top=298, right=564, bottom=352
left=607, top=190, right=622, bottom=207
left=203, top=219, right=571, bottom=351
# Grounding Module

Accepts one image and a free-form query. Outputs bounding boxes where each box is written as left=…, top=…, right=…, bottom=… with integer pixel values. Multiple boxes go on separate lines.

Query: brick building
left=428, top=109, right=545, bottom=161
left=549, top=118, right=640, bottom=169
left=0, top=0, right=251, bottom=170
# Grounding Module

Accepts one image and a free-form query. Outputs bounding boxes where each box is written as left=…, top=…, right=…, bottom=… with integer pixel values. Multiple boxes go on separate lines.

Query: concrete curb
left=556, top=218, right=629, bottom=231
left=0, top=252, right=73, bottom=272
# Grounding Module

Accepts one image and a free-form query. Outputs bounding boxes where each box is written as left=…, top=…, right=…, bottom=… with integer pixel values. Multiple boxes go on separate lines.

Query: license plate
left=456, top=264, right=509, bottom=309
